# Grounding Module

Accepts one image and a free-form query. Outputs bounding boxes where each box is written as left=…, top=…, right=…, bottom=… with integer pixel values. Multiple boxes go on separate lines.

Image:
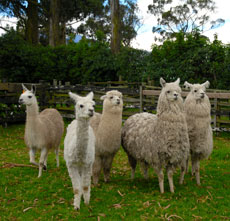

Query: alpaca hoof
left=74, top=206, right=80, bottom=211
left=43, top=165, right=47, bottom=170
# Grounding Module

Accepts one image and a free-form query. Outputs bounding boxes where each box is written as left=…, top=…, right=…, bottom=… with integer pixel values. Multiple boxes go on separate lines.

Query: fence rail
left=1, top=82, right=230, bottom=130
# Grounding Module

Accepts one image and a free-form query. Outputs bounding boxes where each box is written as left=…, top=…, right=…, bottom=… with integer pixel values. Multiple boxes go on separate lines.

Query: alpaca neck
left=26, top=103, right=39, bottom=122
left=76, top=117, right=90, bottom=154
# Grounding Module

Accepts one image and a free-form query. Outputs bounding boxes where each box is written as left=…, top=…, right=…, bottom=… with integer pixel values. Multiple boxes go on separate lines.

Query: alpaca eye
left=80, top=104, right=84, bottom=108
left=167, top=91, right=170, bottom=94
left=28, top=96, right=32, bottom=99
left=194, top=90, right=197, bottom=93
left=110, top=96, right=113, bottom=99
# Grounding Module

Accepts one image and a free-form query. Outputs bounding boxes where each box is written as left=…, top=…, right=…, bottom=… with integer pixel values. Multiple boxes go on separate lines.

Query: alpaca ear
left=184, top=81, right=193, bottom=90
left=87, top=91, right=94, bottom=100
left=160, top=78, right=166, bottom=87
left=175, top=78, right=180, bottom=85
left=22, top=83, right=28, bottom=92
left=100, top=95, right=107, bottom=100
left=202, top=81, right=210, bottom=89
left=69, top=92, right=80, bottom=102
left=31, top=84, right=36, bottom=94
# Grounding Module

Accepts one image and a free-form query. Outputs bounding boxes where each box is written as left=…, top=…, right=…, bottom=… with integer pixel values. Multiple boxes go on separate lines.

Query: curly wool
left=122, top=78, right=190, bottom=193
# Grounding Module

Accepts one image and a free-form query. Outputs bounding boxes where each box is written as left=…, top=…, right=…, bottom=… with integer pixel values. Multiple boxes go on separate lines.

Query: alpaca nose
left=19, top=98, right=23, bottom=104
left=174, top=93, right=178, bottom=100
left=200, top=93, right=205, bottom=98
left=117, top=99, right=120, bottom=104
left=88, top=109, right=94, bottom=117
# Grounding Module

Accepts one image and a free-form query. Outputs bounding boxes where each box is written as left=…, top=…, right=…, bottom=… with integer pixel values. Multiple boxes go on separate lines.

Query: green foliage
left=148, top=32, right=230, bottom=89
left=0, top=30, right=148, bottom=84
left=117, top=47, right=151, bottom=82
left=0, top=124, right=230, bottom=220
left=0, top=30, right=230, bottom=89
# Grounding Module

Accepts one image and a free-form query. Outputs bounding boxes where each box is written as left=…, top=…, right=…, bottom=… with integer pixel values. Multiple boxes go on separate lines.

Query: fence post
left=139, top=85, right=143, bottom=113
left=213, top=97, right=217, bottom=129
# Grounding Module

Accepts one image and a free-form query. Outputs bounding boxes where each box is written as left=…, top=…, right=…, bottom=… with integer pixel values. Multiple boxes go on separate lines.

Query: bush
left=0, top=30, right=230, bottom=89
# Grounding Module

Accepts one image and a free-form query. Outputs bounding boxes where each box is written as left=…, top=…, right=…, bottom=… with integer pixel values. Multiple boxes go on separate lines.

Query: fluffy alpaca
left=90, top=90, right=123, bottom=184
left=19, top=84, right=64, bottom=178
left=64, top=92, right=95, bottom=210
left=122, top=78, right=190, bottom=193
left=184, top=81, right=213, bottom=185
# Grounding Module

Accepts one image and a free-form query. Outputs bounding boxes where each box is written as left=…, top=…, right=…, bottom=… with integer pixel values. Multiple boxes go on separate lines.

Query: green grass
left=0, top=124, right=230, bottom=220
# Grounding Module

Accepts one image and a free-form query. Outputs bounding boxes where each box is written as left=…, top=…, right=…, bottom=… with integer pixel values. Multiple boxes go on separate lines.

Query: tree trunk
left=110, top=0, right=121, bottom=54
left=49, top=0, right=60, bottom=47
left=59, top=21, right=66, bottom=45
left=26, top=0, right=38, bottom=45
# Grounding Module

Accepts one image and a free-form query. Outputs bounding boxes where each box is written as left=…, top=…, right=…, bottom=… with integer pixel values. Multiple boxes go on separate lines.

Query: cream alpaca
left=122, top=78, right=190, bottom=193
left=64, top=92, right=95, bottom=210
left=19, top=84, right=64, bottom=178
left=90, top=90, right=123, bottom=184
left=184, top=81, right=213, bottom=185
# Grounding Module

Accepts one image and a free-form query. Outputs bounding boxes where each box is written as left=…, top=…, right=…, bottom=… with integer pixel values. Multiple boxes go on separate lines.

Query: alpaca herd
left=19, top=78, right=213, bottom=210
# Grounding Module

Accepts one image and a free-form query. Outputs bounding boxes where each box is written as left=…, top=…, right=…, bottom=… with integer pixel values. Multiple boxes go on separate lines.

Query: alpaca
left=64, top=92, right=95, bottom=210
left=19, top=84, right=64, bottom=178
left=122, top=78, right=190, bottom=193
left=90, top=90, right=123, bottom=184
left=184, top=81, right=213, bottom=185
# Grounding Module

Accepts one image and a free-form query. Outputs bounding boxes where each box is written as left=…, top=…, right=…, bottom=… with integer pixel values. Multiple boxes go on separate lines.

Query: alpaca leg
left=82, top=165, right=92, bottom=205
left=167, top=168, right=174, bottom=193
left=68, top=165, right=82, bottom=210
left=93, top=155, right=102, bottom=185
left=102, top=155, right=114, bottom=183
left=179, top=164, right=186, bottom=185
left=191, top=158, right=196, bottom=176
left=43, top=154, right=48, bottom=170
left=194, top=160, right=200, bottom=186
left=55, top=147, right=59, bottom=168
left=127, top=154, right=137, bottom=180
left=186, top=157, right=189, bottom=173
left=154, top=167, right=164, bottom=193
left=38, top=148, right=48, bottom=178
left=140, top=161, right=149, bottom=180
left=29, top=147, right=38, bottom=166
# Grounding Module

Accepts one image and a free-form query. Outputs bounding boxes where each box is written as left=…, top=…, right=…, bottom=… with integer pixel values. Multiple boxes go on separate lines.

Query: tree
left=148, top=0, right=225, bottom=42
left=0, top=0, right=39, bottom=44
left=26, top=0, right=38, bottom=44
left=77, top=0, right=140, bottom=47
left=0, top=0, right=105, bottom=46
left=110, top=0, right=121, bottom=54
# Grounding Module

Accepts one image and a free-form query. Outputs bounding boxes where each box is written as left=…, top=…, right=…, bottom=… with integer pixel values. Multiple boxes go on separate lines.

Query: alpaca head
left=69, top=91, right=95, bottom=119
left=157, top=78, right=183, bottom=114
left=160, top=78, right=182, bottom=102
left=100, top=90, right=123, bottom=112
left=184, top=81, right=210, bottom=101
left=19, top=84, right=37, bottom=106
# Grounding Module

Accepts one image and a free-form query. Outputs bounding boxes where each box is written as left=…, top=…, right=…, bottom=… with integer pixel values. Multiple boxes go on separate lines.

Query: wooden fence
left=0, top=82, right=230, bottom=131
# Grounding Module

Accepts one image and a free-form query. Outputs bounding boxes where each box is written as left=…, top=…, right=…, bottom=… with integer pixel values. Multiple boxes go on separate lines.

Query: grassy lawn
left=0, top=123, right=230, bottom=220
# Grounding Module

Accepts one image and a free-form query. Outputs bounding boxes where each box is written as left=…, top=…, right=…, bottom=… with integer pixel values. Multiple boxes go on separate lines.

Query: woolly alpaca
left=90, top=90, right=123, bottom=184
left=19, top=84, right=64, bottom=178
left=122, top=78, right=190, bottom=193
left=64, top=92, right=95, bottom=210
left=184, top=81, right=213, bottom=185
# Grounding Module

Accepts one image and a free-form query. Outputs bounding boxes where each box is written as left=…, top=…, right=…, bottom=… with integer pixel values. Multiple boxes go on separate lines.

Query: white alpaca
left=122, top=78, right=190, bottom=193
left=19, top=84, right=64, bottom=178
left=64, top=92, right=95, bottom=210
left=184, top=81, right=213, bottom=185
left=90, top=90, right=123, bottom=184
